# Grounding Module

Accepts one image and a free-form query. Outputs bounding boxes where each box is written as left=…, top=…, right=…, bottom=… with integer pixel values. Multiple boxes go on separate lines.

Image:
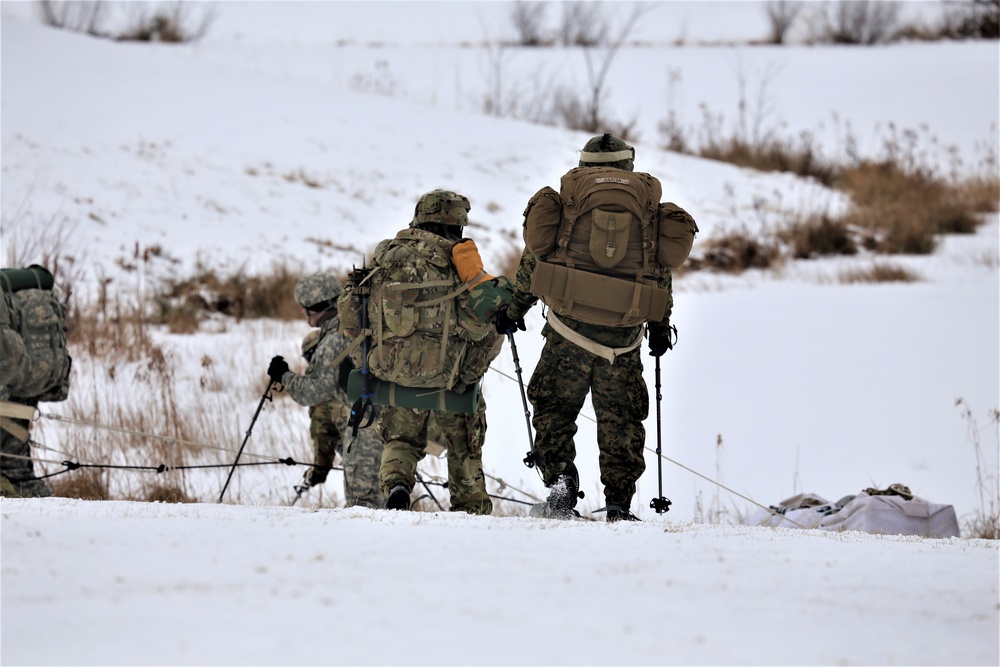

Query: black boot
left=386, top=485, right=411, bottom=511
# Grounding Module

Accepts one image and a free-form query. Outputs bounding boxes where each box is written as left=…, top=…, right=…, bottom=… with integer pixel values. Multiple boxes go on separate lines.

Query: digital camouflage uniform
left=506, top=136, right=678, bottom=515
left=280, top=273, right=384, bottom=509
left=0, top=398, right=51, bottom=498
left=299, top=331, right=383, bottom=509
left=360, top=190, right=504, bottom=515
left=1, top=277, right=68, bottom=499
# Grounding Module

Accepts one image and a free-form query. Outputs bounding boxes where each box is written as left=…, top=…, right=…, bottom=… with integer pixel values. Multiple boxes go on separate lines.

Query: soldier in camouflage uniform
left=267, top=273, right=384, bottom=508
left=352, top=190, right=504, bottom=515
left=494, top=135, right=683, bottom=522
left=1, top=270, right=69, bottom=498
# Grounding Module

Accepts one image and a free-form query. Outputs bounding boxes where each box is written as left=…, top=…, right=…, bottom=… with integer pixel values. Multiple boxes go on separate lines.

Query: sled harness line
left=10, top=405, right=545, bottom=506
left=0, top=449, right=338, bottom=480
left=35, top=410, right=276, bottom=461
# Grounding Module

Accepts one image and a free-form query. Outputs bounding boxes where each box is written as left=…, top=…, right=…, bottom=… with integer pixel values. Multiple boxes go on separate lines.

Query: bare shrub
left=116, top=2, right=215, bottom=43
left=941, top=0, right=999, bottom=39
left=837, top=262, right=920, bottom=284
left=577, top=3, right=647, bottom=134
left=956, top=400, right=1000, bottom=539
left=35, top=0, right=215, bottom=43
left=510, top=1, right=550, bottom=46
left=36, top=0, right=106, bottom=35
left=559, top=1, right=604, bottom=46
left=764, top=0, right=805, bottom=44
left=810, top=0, right=902, bottom=45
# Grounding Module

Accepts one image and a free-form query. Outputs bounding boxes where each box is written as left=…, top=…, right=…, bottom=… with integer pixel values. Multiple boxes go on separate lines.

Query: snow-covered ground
left=2, top=2, right=998, bottom=664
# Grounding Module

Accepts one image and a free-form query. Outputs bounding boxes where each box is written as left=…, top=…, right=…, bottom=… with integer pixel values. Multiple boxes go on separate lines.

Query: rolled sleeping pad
left=0, top=265, right=55, bottom=292
left=346, top=369, right=480, bottom=414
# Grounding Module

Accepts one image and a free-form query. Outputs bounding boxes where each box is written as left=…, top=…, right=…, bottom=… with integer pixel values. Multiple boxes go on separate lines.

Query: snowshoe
left=529, top=474, right=587, bottom=519
left=528, top=501, right=586, bottom=520
left=605, top=505, right=640, bottom=522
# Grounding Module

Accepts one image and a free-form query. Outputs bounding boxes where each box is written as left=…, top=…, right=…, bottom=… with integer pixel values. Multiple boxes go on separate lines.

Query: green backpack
left=1, top=266, right=72, bottom=403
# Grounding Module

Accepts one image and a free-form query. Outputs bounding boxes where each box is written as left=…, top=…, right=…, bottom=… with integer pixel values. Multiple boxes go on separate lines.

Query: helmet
left=294, top=272, right=343, bottom=312
left=301, top=329, right=320, bottom=356
left=410, top=189, right=471, bottom=229
left=301, top=329, right=320, bottom=357
left=579, top=133, right=635, bottom=172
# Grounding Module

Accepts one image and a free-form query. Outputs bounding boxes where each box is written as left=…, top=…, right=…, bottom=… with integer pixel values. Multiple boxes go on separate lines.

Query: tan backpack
left=523, top=167, right=697, bottom=327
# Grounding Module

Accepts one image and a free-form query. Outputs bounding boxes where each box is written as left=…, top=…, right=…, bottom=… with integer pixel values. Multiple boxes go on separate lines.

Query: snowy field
left=2, top=2, right=998, bottom=665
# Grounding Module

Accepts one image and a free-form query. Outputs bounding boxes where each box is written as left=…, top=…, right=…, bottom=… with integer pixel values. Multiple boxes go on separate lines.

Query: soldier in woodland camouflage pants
left=267, top=273, right=384, bottom=509
left=494, top=134, right=689, bottom=522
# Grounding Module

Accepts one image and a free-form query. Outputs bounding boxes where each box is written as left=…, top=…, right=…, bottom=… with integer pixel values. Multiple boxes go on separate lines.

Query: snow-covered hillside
left=1, top=3, right=998, bottom=664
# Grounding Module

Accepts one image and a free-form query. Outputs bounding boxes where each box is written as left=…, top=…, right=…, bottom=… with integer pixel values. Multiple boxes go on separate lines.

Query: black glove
left=494, top=308, right=526, bottom=335
left=648, top=329, right=674, bottom=357
left=267, top=355, right=290, bottom=383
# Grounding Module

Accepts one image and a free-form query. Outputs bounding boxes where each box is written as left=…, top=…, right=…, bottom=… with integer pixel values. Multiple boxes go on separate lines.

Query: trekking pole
left=649, top=325, right=676, bottom=514
left=219, top=379, right=276, bottom=503
left=413, top=471, right=445, bottom=511
left=508, top=332, right=539, bottom=469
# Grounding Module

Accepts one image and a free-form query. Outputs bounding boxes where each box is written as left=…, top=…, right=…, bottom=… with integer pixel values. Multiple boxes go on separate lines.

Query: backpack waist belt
left=545, top=312, right=642, bottom=365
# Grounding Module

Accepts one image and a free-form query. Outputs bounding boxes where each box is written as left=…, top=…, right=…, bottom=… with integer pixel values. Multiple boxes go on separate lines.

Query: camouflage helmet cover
left=579, top=133, right=635, bottom=172
left=294, top=272, right=343, bottom=310
left=410, top=189, right=471, bottom=228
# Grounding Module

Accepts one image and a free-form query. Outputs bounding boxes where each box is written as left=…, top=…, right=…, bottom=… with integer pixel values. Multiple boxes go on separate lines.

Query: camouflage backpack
left=0, top=266, right=71, bottom=403
left=355, top=228, right=502, bottom=391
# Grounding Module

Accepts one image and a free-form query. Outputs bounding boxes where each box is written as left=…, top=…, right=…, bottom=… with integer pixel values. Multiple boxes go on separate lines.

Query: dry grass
left=957, top=400, right=1000, bottom=540
left=834, top=159, right=989, bottom=255
left=837, top=262, right=920, bottom=284
left=155, top=260, right=305, bottom=328
left=686, top=227, right=784, bottom=273
left=496, top=243, right=525, bottom=280
left=48, top=468, right=112, bottom=500
left=667, top=102, right=998, bottom=269
left=781, top=214, right=859, bottom=259
left=699, top=135, right=839, bottom=187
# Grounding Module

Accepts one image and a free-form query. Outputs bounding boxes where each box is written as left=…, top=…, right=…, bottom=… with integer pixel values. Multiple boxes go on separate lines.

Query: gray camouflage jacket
left=281, top=313, right=352, bottom=407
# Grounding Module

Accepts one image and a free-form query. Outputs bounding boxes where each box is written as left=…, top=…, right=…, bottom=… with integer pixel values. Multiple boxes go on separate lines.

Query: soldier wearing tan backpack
left=494, top=134, right=697, bottom=521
